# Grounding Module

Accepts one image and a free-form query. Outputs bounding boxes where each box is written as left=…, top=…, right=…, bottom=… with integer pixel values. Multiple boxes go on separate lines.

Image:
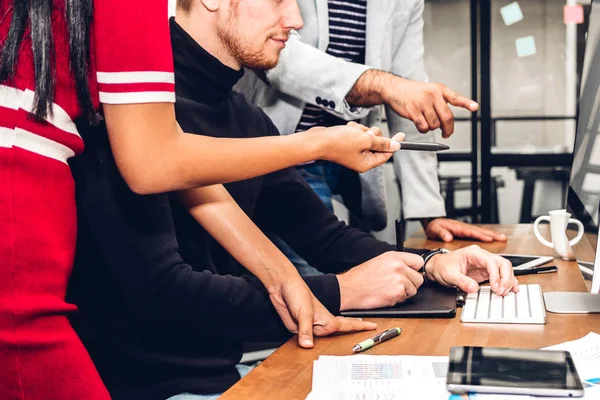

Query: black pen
left=476, top=266, right=558, bottom=287
left=513, top=265, right=558, bottom=276
left=395, top=218, right=405, bottom=252
left=397, top=142, right=449, bottom=152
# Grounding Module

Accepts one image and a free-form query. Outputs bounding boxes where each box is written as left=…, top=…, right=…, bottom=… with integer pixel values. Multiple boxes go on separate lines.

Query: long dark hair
left=0, top=0, right=97, bottom=124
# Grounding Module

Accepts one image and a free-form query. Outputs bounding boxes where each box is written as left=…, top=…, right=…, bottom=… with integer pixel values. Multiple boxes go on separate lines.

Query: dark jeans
left=297, top=161, right=341, bottom=212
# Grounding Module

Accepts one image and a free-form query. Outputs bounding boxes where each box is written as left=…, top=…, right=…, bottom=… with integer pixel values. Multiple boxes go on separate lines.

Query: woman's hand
left=269, top=275, right=377, bottom=348
left=304, top=122, right=405, bottom=173
left=180, top=184, right=376, bottom=348
left=105, top=104, right=403, bottom=194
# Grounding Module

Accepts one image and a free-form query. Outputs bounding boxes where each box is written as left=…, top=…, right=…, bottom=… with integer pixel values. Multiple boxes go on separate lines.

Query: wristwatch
left=419, top=248, right=450, bottom=281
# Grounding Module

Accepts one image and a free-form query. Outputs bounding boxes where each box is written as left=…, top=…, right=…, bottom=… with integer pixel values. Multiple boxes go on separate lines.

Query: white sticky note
left=500, top=2, right=524, bottom=26
left=515, top=36, right=536, bottom=57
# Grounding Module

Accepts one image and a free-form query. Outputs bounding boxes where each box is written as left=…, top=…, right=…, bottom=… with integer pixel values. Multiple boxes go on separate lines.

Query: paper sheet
left=543, top=332, right=600, bottom=383
left=307, top=333, right=600, bottom=400
left=308, top=355, right=449, bottom=400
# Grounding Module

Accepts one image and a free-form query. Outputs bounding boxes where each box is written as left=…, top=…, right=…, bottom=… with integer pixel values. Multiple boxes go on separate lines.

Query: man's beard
left=217, top=19, right=283, bottom=70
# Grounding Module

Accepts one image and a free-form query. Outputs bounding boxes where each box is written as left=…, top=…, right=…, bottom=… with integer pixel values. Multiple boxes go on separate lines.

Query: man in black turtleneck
left=68, top=1, right=518, bottom=399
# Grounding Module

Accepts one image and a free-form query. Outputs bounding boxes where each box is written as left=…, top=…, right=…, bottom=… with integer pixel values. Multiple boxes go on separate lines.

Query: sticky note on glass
left=500, top=2, right=524, bottom=26
left=564, top=4, right=584, bottom=24
left=515, top=36, right=536, bottom=57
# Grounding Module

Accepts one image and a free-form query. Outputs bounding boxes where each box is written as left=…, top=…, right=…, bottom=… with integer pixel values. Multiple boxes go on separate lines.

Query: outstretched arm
left=94, top=1, right=398, bottom=195
left=104, top=104, right=398, bottom=195
left=179, top=184, right=377, bottom=348
left=262, top=26, right=477, bottom=136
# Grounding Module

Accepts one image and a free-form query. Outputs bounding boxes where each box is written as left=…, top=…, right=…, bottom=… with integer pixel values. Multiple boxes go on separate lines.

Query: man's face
left=217, top=0, right=303, bottom=70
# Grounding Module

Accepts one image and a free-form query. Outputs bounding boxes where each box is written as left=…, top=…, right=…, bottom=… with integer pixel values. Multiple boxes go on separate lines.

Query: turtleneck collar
left=170, top=18, right=244, bottom=104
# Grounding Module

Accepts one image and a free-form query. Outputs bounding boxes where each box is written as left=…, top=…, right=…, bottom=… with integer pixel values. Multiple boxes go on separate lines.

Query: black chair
left=511, top=166, right=570, bottom=223
left=437, top=175, right=505, bottom=223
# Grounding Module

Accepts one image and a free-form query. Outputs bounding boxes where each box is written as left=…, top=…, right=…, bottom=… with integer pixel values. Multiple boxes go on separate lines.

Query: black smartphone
left=500, top=254, right=554, bottom=270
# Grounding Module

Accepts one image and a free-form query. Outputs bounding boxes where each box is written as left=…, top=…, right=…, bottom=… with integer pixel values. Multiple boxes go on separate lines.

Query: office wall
left=373, top=0, right=574, bottom=244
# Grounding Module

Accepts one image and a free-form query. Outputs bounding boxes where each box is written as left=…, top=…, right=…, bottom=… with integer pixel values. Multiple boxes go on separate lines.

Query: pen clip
left=372, top=330, right=388, bottom=342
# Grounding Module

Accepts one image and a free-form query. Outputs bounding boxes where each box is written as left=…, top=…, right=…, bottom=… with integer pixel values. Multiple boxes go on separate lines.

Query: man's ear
left=200, top=0, right=220, bottom=12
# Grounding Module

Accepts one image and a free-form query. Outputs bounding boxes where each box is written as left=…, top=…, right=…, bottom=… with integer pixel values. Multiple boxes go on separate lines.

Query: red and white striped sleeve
left=93, top=0, right=175, bottom=104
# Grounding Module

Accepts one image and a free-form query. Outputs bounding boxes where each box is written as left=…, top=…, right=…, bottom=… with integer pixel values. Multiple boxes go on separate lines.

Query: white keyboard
left=460, top=284, right=546, bottom=324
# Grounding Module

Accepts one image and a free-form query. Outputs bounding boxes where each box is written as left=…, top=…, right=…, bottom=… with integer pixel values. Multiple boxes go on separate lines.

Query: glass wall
left=422, top=0, right=588, bottom=223
left=423, top=0, right=473, bottom=153
left=491, top=0, right=579, bottom=153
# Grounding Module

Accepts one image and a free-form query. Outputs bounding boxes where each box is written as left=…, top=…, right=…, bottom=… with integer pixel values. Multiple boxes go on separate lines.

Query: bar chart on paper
left=308, top=355, right=450, bottom=400
left=350, top=363, right=403, bottom=380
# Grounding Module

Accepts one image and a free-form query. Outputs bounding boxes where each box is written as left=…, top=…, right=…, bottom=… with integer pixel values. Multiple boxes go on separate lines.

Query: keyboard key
left=490, top=293, right=503, bottom=319
left=503, top=291, right=516, bottom=319
left=461, top=284, right=546, bottom=324
left=528, top=284, right=545, bottom=320
left=462, top=293, right=477, bottom=320
left=516, top=287, right=531, bottom=318
left=476, top=289, right=491, bottom=320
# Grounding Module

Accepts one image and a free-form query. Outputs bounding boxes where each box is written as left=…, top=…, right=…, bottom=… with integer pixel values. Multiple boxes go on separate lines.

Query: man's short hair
left=176, top=0, right=193, bottom=13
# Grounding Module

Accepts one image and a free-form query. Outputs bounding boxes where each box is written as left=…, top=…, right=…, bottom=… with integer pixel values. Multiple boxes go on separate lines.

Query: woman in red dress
left=0, top=1, right=396, bottom=398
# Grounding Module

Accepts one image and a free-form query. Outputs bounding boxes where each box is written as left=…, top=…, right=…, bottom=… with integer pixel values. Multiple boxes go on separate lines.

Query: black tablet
left=447, top=346, right=584, bottom=397
left=340, top=285, right=456, bottom=318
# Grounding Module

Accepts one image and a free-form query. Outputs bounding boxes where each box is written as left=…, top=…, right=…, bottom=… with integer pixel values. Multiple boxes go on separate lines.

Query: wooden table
left=221, top=224, right=600, bottom=400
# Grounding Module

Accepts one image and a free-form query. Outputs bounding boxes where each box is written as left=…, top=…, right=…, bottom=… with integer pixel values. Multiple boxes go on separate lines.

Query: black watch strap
left=419, top=248, right=449, bottom=280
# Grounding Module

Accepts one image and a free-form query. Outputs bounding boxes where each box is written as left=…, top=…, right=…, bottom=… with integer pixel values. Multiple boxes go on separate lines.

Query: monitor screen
left=568, top=0, right=600, bottom=295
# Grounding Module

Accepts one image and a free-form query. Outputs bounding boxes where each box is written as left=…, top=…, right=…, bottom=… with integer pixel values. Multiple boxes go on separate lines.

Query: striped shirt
left=295, top=0, right=367, bottom=133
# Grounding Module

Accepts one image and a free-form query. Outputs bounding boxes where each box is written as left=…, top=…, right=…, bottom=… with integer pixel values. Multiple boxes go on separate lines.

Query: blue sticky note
left=515, top=36, right=537, bottom=57
left=501, top=2, right=524, bottom=26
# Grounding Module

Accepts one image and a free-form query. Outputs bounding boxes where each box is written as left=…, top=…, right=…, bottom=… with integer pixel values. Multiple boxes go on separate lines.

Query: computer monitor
left=544, top=0, right=600, bottom=313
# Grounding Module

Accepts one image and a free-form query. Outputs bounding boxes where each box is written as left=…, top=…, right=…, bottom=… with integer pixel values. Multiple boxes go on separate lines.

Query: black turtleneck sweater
left=170, top=19, right=397, bottom=276
left=67, top=18, right=402, bottom=400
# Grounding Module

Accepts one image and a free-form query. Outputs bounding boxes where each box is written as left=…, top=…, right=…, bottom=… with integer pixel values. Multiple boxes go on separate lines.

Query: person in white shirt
left=236, top=0, right=505, bottom=248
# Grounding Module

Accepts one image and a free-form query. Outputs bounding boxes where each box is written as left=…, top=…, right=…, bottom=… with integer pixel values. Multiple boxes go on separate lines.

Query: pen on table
left=477, top=266, right=558, bottom=286
left=352, top=327, right=402, bottom=353
left=395, top=218, right=405, bottom=252
left=513, top=265, right=558, bottom=276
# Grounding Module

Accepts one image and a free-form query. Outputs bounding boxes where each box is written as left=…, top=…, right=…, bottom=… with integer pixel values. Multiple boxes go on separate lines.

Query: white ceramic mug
left=533, top=209, right=584, bottom=260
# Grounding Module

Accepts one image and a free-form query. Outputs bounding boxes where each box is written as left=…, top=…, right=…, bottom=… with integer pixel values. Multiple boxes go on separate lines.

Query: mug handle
left=568, top=218, right=585, bottom=247
left=533, top=215, right=554, bottom=248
